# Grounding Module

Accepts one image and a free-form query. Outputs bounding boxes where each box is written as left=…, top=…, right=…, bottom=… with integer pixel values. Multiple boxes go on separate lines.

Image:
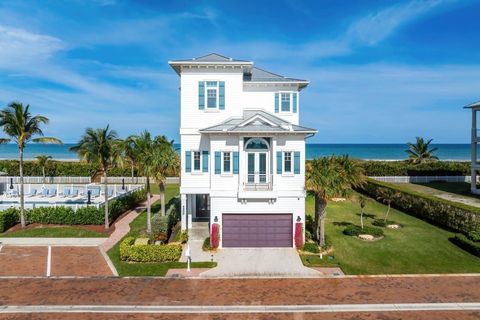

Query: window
left=206, top=81, right=218, bottom=108
left=281, top=93, right=291, bottom=112
left=284, top=152, right=292, bottom=173
left=223, top=152, right=231, bottom=173
left=245, top=138, right=269, bottom=150
left=193, top=151, right=201, bottom=171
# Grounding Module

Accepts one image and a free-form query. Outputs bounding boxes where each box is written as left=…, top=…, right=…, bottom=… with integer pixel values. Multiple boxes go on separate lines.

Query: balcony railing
left=243, top=174, right=273, bottom=191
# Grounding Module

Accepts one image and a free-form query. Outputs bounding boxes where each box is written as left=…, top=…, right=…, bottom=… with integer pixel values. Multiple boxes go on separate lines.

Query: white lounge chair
left=61, top=188, right=71, bottom=198
left=48, top=188, right=57, bottom=197
left=39, top=188, right=49, bottom=197
left=26, top=188, right=37, bottom=197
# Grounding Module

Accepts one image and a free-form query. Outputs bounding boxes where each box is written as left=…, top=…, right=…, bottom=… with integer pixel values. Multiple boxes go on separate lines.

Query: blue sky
left=0, top=0, right=479, bottom=143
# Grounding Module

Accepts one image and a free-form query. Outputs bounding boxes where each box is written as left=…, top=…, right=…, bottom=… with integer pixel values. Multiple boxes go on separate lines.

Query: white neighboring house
left=467, top=100, right=480, bottom=194
left=169, top=53, right=317, bottom=248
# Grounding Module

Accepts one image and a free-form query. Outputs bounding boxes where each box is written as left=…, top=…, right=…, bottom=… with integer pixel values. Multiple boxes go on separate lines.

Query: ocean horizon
left=0, top=143, right=471, bottom=161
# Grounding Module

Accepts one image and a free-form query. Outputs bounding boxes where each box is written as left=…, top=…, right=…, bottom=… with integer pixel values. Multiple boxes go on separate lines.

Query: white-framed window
left=206, top=81, right=219, bottom=109
left=284, top=151, right=292, bottom=173
left=281, top=93, right=291, bottom=112
left=223, top=152, right=231, bottom=173
left=193, top=151, right=201, bottom=172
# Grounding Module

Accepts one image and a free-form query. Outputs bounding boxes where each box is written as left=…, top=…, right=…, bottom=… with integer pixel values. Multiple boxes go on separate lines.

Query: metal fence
left=370, top=176, right=474, bottom=183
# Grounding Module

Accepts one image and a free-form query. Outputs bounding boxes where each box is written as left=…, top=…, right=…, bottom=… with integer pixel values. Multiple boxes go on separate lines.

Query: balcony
left=243, top=174, right=273, bottom=191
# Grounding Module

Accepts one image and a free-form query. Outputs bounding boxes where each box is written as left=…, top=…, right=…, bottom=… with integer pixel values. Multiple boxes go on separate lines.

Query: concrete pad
left=51, top=247, right=113, bottom=277
left=0, top=246, right=48, bottom=276
left=200, top=248, right=320, bottom=277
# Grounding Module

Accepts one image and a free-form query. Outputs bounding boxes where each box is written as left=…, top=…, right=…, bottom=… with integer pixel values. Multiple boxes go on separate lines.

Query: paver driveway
left=200, top=248, right=320, bottom=277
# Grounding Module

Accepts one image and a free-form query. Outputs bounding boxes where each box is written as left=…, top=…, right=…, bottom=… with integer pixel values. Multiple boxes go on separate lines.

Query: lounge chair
left=26, top=188, right=37, bottom=197
left=107, top=188, right=114, bottom=198
left=39, top=188, right=49, bottom=197
left=69, top=189, right=79, bottom=198
left=62, top=188, right=71, bottom=198
left=48, top=188, right=57, bottom=197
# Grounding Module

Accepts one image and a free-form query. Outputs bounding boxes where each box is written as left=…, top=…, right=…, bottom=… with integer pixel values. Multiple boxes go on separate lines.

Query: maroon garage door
left=222, top=214, right=292, bottom=247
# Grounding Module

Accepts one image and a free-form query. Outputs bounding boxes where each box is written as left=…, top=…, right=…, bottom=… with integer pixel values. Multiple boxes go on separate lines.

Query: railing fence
left=370, top=176, right=475, bottom=183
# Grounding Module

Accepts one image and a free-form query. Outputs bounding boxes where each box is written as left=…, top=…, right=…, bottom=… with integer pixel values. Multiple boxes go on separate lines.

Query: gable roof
left=199, top=109, right=317, bottom=134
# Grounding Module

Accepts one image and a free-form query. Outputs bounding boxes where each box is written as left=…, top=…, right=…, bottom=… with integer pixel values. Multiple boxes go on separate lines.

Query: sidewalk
left=100, top=194, right=160, bottom=252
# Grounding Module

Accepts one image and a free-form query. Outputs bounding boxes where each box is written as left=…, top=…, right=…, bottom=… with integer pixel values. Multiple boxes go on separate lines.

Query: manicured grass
left=300, top=254, right=339, bottom=268
left=0, top=226, right=106, bottom=238
left=306, top=193, right=480, bottom=275
left=107, top=183, right=216, bottom=276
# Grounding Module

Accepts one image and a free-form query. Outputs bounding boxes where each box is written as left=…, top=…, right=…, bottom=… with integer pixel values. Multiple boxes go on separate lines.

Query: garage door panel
left=222, top=214, right=292, bottom=247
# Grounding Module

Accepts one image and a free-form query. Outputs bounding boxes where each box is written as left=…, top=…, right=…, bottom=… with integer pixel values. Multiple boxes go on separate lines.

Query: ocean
left=0, top=143, right=471, bottom=161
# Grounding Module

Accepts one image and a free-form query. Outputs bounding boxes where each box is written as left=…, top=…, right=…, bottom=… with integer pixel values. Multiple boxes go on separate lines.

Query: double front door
left=247, top=152, right=268, bottom=184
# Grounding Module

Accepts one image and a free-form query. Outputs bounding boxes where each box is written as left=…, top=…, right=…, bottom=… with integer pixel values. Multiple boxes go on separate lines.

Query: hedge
left=357, top=160, right=470, bottom=177
left=359, top=179, right=480, bottom=234
left=119, top=236, right=182, bottom=262
left=0, top=188, right=146, bottom=227
left=0, top=208, right=20, bottom=232
left=450, top=234, right=480, bottom=258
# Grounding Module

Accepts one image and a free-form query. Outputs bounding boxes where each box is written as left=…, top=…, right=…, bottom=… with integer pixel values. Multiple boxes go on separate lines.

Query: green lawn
left=0, top=226, right=106, bottom=238
left=306, top=193, right=480, bottom=275
left=393, top=182, right=480, bottom=204
left=107, top=183, right=216, bottom=276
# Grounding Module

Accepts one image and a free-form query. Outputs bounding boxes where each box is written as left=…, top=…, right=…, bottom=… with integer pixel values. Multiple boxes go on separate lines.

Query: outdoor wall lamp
left=214, top=216, right=218, bottom=222
left=296, top=216, right=301, bottom=222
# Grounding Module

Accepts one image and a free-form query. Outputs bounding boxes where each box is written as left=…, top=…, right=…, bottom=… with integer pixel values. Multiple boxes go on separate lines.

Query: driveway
left=200, top=248, right=320, bottom=277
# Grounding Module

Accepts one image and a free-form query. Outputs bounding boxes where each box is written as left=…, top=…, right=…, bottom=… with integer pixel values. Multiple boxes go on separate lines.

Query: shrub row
left=450, top=234, right=480, bottom=258
left=357, top=160, right=470, bottom=177
left=359, top=179, right=480, bottom=234
left=119, top=236, right=182, bottom=262
left=343, top=225, right=384, bottom=237
left=372, top=219, right=397, bottom=227
left=0, top=208, right=20, bottom=232
left=0, top=188, right=146, bottom=227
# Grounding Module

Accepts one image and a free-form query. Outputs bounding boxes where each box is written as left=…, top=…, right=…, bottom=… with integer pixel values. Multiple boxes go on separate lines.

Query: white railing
left=243, top=174, right=273, bottom=191
left=0, top=176, right=91, bottom=184
left=370, top=176, right=474, bottom=183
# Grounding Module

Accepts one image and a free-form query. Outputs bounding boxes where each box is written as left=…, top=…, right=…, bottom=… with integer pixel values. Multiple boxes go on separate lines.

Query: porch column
left=472, top=109, right=478, bottom=194
left=181, top=193, right=187, bottom=230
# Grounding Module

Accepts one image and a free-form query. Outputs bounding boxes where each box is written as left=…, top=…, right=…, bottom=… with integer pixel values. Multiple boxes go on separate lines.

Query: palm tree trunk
left=384, top=201, right=391, bottom=222
left=360, top=208, right=364, bottom=230
left=103, top=171, right=109, bottom=229
left=146, top=176, right=152, bottom=234
left=314, top=193, right=328, bottom=246
left=19, top=147, right=26, bottom=228
left=131, top=164, right=134, bottom=183
left=159, top=181, right=166, bottom=216
left=42, top=167, right=46, bottom=185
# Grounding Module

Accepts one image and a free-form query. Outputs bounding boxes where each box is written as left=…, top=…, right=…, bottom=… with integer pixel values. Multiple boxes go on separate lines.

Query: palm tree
left=359, top=195, right=366, bottom=230
left=123, top=136, right=139, bottom=183
left=406, top=137, right=439, bottom=164
left=151, top=135, right=179, bottom=216
left=70, top=126, right=122, bottom=229
left=35, top=155, right=52, bottom=184
left=130, top=130, right=156, bottom=233
left=0, top=102, right=62, bottom=228
left=377, top=192, right=392, bottom=223
left=306, top=155, right=365, bottom=246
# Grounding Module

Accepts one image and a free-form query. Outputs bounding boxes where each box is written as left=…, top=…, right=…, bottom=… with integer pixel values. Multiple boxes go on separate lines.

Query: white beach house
left=169, top=53, right=316, bottom=248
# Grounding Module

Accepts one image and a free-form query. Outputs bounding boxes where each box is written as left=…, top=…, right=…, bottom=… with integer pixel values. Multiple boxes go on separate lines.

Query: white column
left=472, top=109, right=478, bottom=193
left=181, top=193, right=187, bottom=230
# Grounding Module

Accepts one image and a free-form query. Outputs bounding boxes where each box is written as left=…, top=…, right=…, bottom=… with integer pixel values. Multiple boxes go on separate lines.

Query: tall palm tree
left=306, top=155, right=365, bottom=246
left=151, top=135, right=179, bottom=216
left=123, top=136, right=139, bottom=183
left=70, top=126, right=122, bottom=229
left=406, top=137, right=439, bottom=164
left=0, top=102, right=62, bottom=228
left=130, top=130, right=156, bottom=233
left=35, top=155, right=52, bottom=184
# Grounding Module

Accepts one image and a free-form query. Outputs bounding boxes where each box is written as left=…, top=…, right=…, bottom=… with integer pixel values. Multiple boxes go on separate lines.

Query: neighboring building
left=169, top=53, right=316, bottom=248
left=466, top=101, right=480, bottom=195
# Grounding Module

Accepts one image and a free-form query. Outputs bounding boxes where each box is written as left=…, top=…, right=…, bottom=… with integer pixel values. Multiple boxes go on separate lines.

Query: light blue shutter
left=215, top=151, right=221, bottom=174
left=274, top=93, right=279, bottom=113
left=276, top=151, right=282, bottom=174
left=202, top=151, right=209, bottom=172
left=219, top=81, right=225, bottom=110
left=294, top=151, right=300, bottom=174
left=293, top=92, right=297, bottom=113
left=198, top=81, right=205, bottom=110
left=233, top=152, right=239, bottom=174
left=185, top=151, right=191, bottom=173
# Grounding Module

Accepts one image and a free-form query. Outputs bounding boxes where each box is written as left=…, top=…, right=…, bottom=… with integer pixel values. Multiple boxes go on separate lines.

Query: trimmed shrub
left=359, top=179, right=480, bottom=234
left=467, top=231, right=480, bottom=242
left=343, top=225, right=384, bottom=237
left=302, top=242, right=320, bottom=254
left=357, top=160, right=469, bottom=177
left=120, top=236, right=182, bottom=262
left=450, top=234, right=480, bottom=258
left=179, top=230, right=188, bottom=244
left=0, top=208, right=19, bottom=232
left=202, top=237, right=211, bottom=251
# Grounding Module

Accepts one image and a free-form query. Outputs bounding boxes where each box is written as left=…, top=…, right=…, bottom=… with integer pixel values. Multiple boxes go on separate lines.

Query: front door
left=247, top=152, right=268, bottom=184
left=195, top=194, right=210, bottom=220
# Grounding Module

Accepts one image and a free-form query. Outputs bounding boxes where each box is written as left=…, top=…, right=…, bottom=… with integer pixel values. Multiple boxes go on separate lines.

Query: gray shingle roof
left=243, top=67, right=307, bottom=83
left=464, top=101, right=480, bottom=109
left=199, top=110, right=317, bottom=134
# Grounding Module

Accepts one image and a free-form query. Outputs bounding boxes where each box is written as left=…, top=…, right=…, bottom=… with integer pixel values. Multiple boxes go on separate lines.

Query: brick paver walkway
left=100, top=195, right=159, bottom=252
